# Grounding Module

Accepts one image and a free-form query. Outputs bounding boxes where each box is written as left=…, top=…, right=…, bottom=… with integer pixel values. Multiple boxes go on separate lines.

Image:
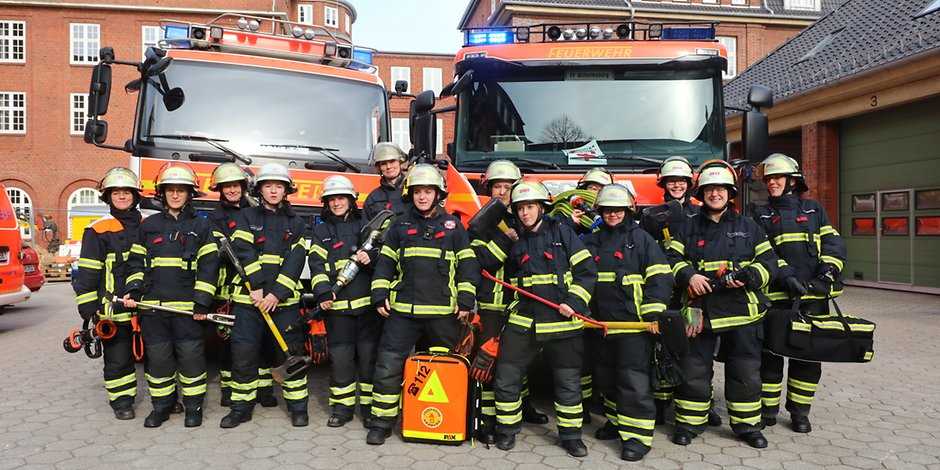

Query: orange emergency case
left=401, top=352, right=473, bottom=444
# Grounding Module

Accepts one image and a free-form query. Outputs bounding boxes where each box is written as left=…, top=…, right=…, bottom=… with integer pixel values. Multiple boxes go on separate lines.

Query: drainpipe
left=624, top=0, right=635, bottom=21
left=764, top=0, right=775, bottom=15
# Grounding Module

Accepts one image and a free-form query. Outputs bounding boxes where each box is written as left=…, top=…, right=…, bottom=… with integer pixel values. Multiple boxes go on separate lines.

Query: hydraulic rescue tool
left=63, top=317, right=103, bottom=359
left=331, top=209, right=394, bottom=293
left=112, top=296, right=235, bottom=327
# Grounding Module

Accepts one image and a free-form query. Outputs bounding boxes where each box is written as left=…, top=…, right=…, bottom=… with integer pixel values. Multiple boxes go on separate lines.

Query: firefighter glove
left=470, top=337, right=499, bottom=383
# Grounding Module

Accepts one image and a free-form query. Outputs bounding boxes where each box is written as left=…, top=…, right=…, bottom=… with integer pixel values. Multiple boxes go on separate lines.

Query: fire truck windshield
left=455, top=68, right=724, bottom=170
left=137, top=59, right=388, bottom=167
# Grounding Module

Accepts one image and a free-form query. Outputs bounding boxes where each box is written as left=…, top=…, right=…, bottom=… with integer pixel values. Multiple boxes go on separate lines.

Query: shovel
left=218, top=237, right=311, bottom=384
left=113, top=296, right=235, bottom=327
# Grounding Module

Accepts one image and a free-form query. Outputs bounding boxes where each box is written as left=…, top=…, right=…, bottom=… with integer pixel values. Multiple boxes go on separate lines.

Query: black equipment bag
left=764, top=299, right=874, bottom=363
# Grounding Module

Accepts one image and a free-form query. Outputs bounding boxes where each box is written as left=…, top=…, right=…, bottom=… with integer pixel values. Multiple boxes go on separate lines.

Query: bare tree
left=541, top=114, right=589, bottom=147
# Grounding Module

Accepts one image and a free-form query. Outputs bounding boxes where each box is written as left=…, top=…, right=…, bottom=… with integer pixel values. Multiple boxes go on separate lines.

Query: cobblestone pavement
left=1, top=284, right=939, bottom=469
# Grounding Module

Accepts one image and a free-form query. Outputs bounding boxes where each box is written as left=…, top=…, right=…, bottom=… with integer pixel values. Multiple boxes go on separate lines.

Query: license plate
left=24, top=265, right=36, bottom=273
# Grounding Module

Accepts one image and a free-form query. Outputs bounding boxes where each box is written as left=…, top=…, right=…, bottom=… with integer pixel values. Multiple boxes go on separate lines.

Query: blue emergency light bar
left=661, top=26, right=716, bottom=40
left=164, top=24, right=190, bottom=40
left=465, top=29, right=514, bottom=46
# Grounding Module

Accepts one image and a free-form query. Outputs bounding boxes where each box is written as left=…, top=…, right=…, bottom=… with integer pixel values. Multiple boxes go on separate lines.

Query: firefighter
left=73, top=167, right=145, bottom=420
left=665, top=161, right=778, bottom=448
left=470, top=160, right=548, bottom=444
left=308, top=175, right=381, bottom=428
left=206, top=163, right=278, bottom=409
left=753, top=154, right=846, bottom=434
left=122, top=163, right=219, bottom=428
left=640, top=156, right=722, bottom=427
left=486, top=181, right=597, bottom=457
left=366, top=163, right=479, bottom=445
left=364, top=142, right=408, bottom=220
left=584, top=184, right=674, bottom=461
left=220, top=163, right=310, bottom=428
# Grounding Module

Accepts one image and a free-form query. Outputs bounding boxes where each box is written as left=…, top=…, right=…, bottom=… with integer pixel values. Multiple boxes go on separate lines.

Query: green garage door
left=840, top=95, right=940, bottom=289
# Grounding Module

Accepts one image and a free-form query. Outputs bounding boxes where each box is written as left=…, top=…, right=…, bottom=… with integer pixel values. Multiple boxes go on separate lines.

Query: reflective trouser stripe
left=496, top=398, right=522, bottom=425
left=675, top=398, right=710, bottom=426
left=146, top=373, right=176, bottom=398
left=257, top=368, right=273, bottom=389
left=786, top=377, right=817, bottom=405
left=619, top=414, right=655, bottom=446
left=219, top=370, right=232, bottom=389
left=520, top=376, right=531, bottom=399
left=554, top=402, right=583, bottom=429
left=330, top=382, right=358, bottom=407
left=603, top=397, right=618, bottom=423
left=359, top=382, right=374, bottom=406
left=727, top=400, right=762, bottom=426
left=178, top=372, right=208, bottom=397
left=281, top=376, right=309, bottom=401
left=105, top=372, right=137, bottom=401
left=762, top=381, right=783, bottom=409
left=230, top=379, right=258, bottom=403
left=481, top=390, right=496, bottom=417
left=580, top=374, right=592, bottom=400
left=371, top=392, right=401, bottom=418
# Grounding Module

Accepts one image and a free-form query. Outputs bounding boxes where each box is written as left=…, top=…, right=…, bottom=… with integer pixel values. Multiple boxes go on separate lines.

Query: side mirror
left=448, top=70, right=474, bottom=96
left=409, top=90, right=437, bottom=160
left=83, top=119, right=109, bottom=145
left=163, top=87, right=185, bottom=111
left=394, top=80, right=408, bottom=94
left=742, top=84, right=773, bottom=163
left=147, top=56, right=173, bottom=77
left=747, top=84, right=773, bottom=109
left=446, top=142, right=455, bottom=158
left=414, top=89, right=435, bottom=113
left=88, top=64, right=112, bottom=116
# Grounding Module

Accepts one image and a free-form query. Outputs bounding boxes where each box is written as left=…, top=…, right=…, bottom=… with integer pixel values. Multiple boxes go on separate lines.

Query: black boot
left=171, top=401, right=184, bottom=414
left=762, top=416, right=777, bottom=428
left=582, top=407, right=592, bottom=425
left=476, top=417, right=496, bottom=444
left=366, top=427, right=391, bottom=445
left=184, top=407, right=203, bottom=428
left=654, top=399, right=669, bottom=424
left=220, top=389, right=231, bottom=407
left=291, top=411, right=309, bottom=427
left=671, top=428, right=695, bottom=446
left=495, top=433, right=515, bottom=451
left=561, top=439, right=588, bottom=458
left=327, top=412, right=353, bottom=428
left=707, top=408, right=722, bottom=426
left=521, top=400, right=548, bottom=424
left=593, top=421, right=619, bottom=440
left=113, top=407, right=135, bottom=421
left=220, top=409, right=252, bottom=429
left=791, top=414, right=812, bottom=433
left=621, top=439, right=650, bottom=462
left=740, top=431, right=768, bottom=449
left=258, top=390, right=278, bottom=408
left=143, top=408, right=170, bottom=428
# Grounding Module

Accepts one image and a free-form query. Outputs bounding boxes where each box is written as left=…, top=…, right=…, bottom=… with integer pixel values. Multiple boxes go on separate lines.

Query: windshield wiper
left=461, top=157, right=560, bottom=171
left=258, top=143, right=360, bottom=173
left=604, top=154, right=666, bottom=166
left=146, top=134, right=253, bottom=165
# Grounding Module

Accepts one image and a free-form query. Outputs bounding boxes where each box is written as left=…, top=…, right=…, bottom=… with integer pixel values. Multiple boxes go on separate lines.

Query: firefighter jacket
left=667, top=209, right=779, bottom=332
left=370, top=206, right=479, bottom=317
left=470, top=213, right=520, bottom=314
left=73, top=208, right=142, bottom=323
left=583, top=220, right=674, bottom=333
left=640, top=197, right=700, bottom=248
left=307, top=209, right=377, bottom=315
left=752, top=194, right=846, bottom=302
left=481, top=215, right=596, bottom=340
left=229, top=203, right=308, bottom=308
left=208, top=199, right=249, bottom=302
left=125, top=205, right=219, bottom=312
left=364, top=177, right=406, bottom=220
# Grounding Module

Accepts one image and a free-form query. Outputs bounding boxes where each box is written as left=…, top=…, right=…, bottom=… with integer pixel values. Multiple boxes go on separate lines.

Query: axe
left=112, top=297, right=235, bottom=327
left=218, top=237, right=311, bottom=384
left=481, top=270, right=687, bottom=357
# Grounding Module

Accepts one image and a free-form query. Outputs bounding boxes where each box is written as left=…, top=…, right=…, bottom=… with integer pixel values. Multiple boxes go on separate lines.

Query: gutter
left=0, top=1, right=287, bottom=16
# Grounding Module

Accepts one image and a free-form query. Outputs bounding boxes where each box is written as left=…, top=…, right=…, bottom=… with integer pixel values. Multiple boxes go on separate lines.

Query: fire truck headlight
left=304, top=28, right=316, bottom=40
left=210, top=26, right=223, bottom=40
left=562, top=28, right=574, bottom=40
left=616, top=23, right=631, bottom=39
left=649, top=24, right=663, bottom=39
left=603, top=28, right=614, bottom=39
left=547, top=26, right=562, bottom=41
left=291, top=26, right=304, bottom=38
left=248, top=19, right=261, bottom=32
left=589, top=27, right=601, bottom=39
left=576, top=28, right=587, bottom=39
left=516, top=27, right=529, bottom=42
left=236, top=17, right=249, bottom=30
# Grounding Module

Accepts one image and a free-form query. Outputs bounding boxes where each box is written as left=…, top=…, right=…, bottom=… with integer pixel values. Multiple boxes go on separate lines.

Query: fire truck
left=436, top=21, right=773, bottom=207
left=81, top=13, right=481, bottom=219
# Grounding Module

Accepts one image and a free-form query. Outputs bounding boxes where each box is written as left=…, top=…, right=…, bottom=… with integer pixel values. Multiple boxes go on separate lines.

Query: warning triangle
left=417, top=370, right=449, bottom=403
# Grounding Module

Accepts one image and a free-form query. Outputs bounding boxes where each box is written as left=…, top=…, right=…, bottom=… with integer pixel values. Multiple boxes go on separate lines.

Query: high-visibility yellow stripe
left=457, top=282, right=475, bottom=295
left=669, top=240, right=685, bottom=255
left=568, top=284, right=591, bottom=305
left=104, top=373, right=137, bottom=388
left=773, top=233, right=810, bottom=245
left=309, top=243, right=328, bottom=259
left=569, top=249, right=591, bottom=266
left=754, top=240, right=772, bottom=256
left=126, top=272, right=144, bottom=284
left=675, top=399, right=710, bottom=411
left=457, top=248, right=474, bottom=260
left=487, top=239, right=507, bottom=262
left=727, top=401, right=761, bottom=412
left=130, top=244, right=147, bottom=255
left=75, top=291, right=98, bottom=305
left=196, top=243, right=218, bottom=260
left=259, top=254, right=283, bottom=265
left=645, top=264, right=672, bottom=278
left=244, top=261, right=262, bottom=275
left=820, top=255, right=844, bottom=271
left=597, top=271, right=616, bottom=282
left=276, top=274, right=296, bottom=291
left=194, top=280, right=216, bottom=295
left=78, top=258, right=103, bottom=270
left=151, top=257, right=189, bottom=269
left=371, top=278, right=390, bottom=290
left=331, top=296, right=371, bottom=311
left=819, top=225, right=839, bottom=237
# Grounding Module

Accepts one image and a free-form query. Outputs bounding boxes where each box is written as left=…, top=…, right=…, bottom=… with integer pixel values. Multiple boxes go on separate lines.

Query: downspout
left=624, top=0, right=635, bottom=21
left=763, top=0, right=775, bottom=15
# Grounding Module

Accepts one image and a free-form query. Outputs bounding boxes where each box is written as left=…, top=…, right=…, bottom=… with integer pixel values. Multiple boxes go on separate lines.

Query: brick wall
left=801, top=121, right=840, bottom=222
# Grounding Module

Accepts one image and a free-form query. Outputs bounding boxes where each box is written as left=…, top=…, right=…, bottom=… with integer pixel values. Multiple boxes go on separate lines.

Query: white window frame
left=141, top=25, right=162, bottom=61
left=391, top=118, right=411, bottom=151
left=390, top=66, right=411, bottom=93
left=436, top=119, right=444, bottom=155
left=345, top=13, right=350, bottom=33
left=731, top=0, right=748, bottom=5
left=490, top=0, right=497, bottom=14
left=5, top=187, right=32, bottom=238
left=70, top=23, right=99, bottom=65
left=298, top=4, right=313, bottom=25
left=0, top=20, right=26, bottom=63
left=702, top=0, right=718, bottom=4
left=422, top=67, right=443, bottom=96
left=784, top=0, right=821, bottom=11
left=0, top=91, right=26, bottom=134
left=70, top=93, right=87, bottom=135
left=717, top=36, right=737, bottom=79
left=324, top=6, right=339, bottom=28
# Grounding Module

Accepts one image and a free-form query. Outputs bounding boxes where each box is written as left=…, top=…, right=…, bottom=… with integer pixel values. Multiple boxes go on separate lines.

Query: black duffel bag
left=764, top=299, right=875, bottom=363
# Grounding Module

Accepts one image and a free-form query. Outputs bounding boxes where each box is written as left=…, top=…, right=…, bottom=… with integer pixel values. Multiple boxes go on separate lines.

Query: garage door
left=840, top=96, right=940, bottom=289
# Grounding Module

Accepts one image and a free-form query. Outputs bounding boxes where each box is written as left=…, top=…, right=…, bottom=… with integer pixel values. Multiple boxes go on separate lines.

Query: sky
left=350, top=0, right=468, bottom=54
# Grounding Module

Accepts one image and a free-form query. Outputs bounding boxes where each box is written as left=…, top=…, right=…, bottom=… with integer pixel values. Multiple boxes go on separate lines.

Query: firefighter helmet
left=320, top=175, right=358, bottom=202
left=511, top=181, right=552, bottom=206
left=694, top=160, right=738, bottom=199
left=483, top=160, right=522, bottom=186
left=760, top=153, right=808, bottom=193
left=577, top=167, right=613, bottom=189
left=403, top=163, right=447, bottom=200
left=98, top=167, right=140, bottom=203
left=209, top=163, right=249, bottom=191
left=657, top=156, right=694, bottom=188
left=155, top=163, right=200, bottom=191
left=595, top=183, right=637, bottom=212
left=253, top=163, right=297, bottom=195
left=370, top=142, right=407, bottom=165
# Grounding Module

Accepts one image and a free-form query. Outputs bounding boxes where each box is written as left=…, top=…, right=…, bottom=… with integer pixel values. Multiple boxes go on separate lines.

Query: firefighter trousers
left=219, top=334, right=276, bottom=401
left=102, top=322, right=137, bottom=410
left=140, top=313, right=206, bottom=412
left=675, top=322, right=763, bottom=436
left=477, top=310, right=533, bottom=425
left=229, top=304, right=308, bottom=414
left=594, top=333, right=656, bottom=449
left=761, top=300, right=826, bottom=418
left=494, top=328, right=584, bottom=440
left=581, top=329, right=602, bottom=405
left=370, top=315, right=458, bottom=430
left=326, top=312, right=381, bottom=419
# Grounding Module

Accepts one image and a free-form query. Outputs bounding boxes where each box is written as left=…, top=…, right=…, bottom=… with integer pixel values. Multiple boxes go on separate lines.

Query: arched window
left=69, top=188, right=101, bottom=207
left=5, top=186, right=33, bottom=238
left=67, top=187, right=108, bottom=240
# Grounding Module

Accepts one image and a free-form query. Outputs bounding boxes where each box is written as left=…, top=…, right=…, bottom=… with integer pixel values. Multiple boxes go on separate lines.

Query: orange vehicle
left=0, top=183, right=31, bottom=308
left=438, top=22, right=772, bottom=206
left=82, top=13, right=481, bottom=220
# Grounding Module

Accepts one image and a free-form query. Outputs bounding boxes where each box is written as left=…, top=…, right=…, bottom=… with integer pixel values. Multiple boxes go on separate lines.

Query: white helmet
left=694, top=160, right=738, bottom=199
left=320, top=175, right=358, bottom=203
left=253, top=163, right=297, bottom=195
left=657, top=156, right=694, bottom=188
